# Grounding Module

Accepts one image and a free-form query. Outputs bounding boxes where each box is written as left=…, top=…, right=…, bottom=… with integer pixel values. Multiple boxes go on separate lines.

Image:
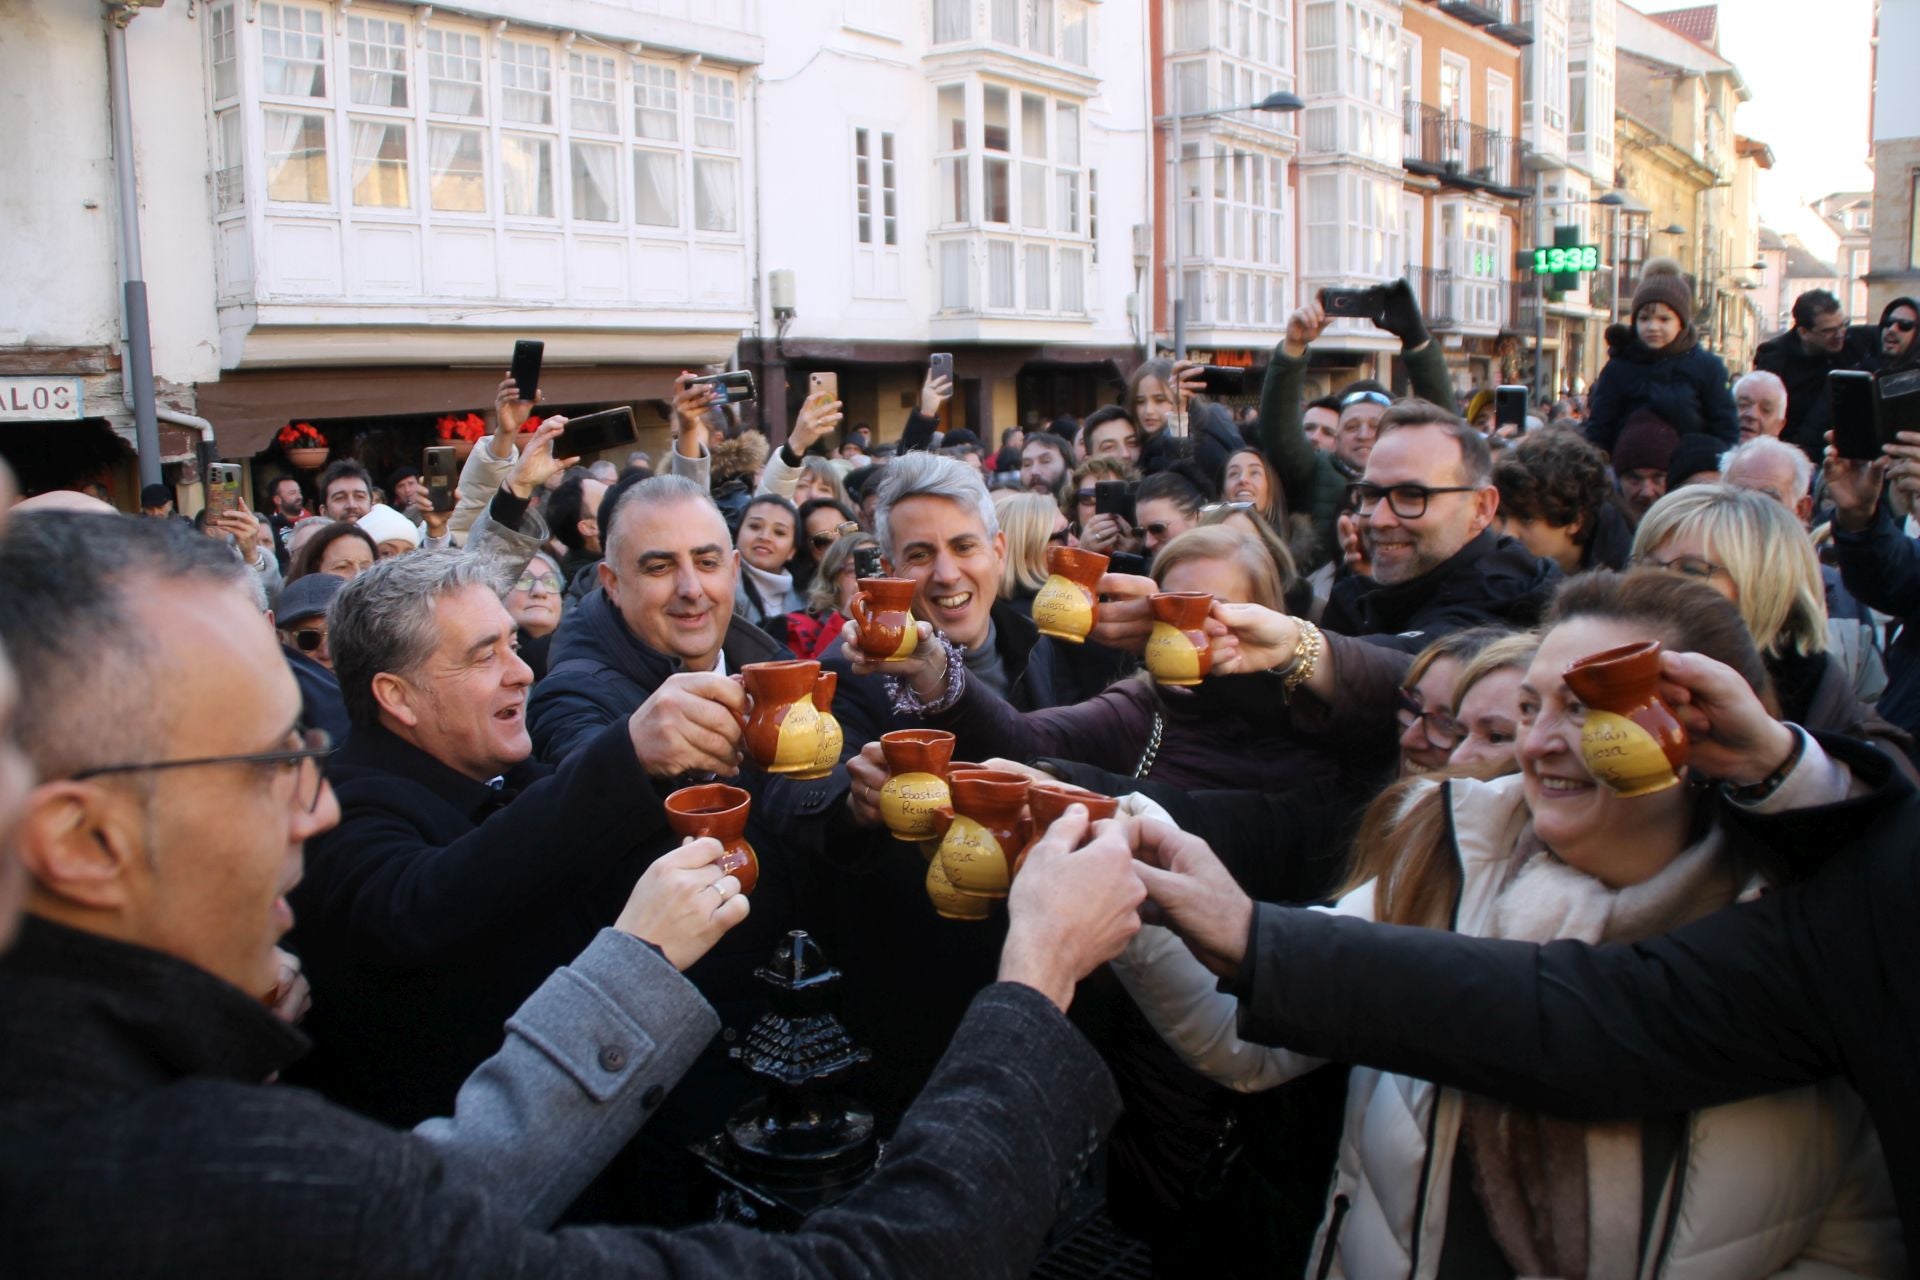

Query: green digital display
left=1532, top=244, right=1601, bottom=274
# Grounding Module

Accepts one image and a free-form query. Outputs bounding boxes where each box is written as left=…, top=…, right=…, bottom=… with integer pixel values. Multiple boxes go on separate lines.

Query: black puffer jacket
left=1140, top=400, right=1246, bottom=490
left=1583, top=323, right=1739, bottom=455
left=1322, top=529, right=1561, bottom=652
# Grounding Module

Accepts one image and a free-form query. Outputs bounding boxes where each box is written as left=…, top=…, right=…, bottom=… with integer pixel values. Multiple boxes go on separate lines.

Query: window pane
left=569, top=52, right=619, bottom=134
left=634, top=65, right=679, bottom=141
left=941, top=239, right=970, bottom=309
left=501, top=41, right=553, bottom=126
left=984, top=158, right=1011, bottom=223
left=1056, top=170, right=1080, bottom=234
left=938, top=84, right=968, bottom=151
left=1063, top=1, right=1090, bottom=64
left=426, top=30, right=484, bottom=117
left=1029, top=0, right=1055, bottom=55
left=694, top=156, right=738, bottom=231
left=984, top=86, right=1010, bottom=152
left=1025, top=244, right=1050, bottom=309
left=694, top=74, right=737, bottom=150
left=263, top=110, right=329, bottom=203
left=428, top=126, right=485, bottom=211
left=939, top=157, right=970, bottom=224
left=854, top=128, right=872, bottom=244
left=349, top=119, right=410, bottom=207
left=347, top=15, right=408, bottom=108
left=989, top=240, right=1016, bottom=307
left=210, top=4, right=238, bottom=100
left=1060, top=246, right=1085, bottom=310
left=1056, top=104, right=1080, bottom=165
left=633, top=149, right=679, bottom=227
left=934, top=0, right=972, bottom=42
left=1021, top=162, right=1047, bottom=229
left=260, top=3, right=326, bottom=98
left=215, top=109, right=245, bottom=211
left=992, top=0, right=1019, bottom=43
left=1021, top=94, right=1047, bottom=157
left=881, top=133, right=898, bottom=245
left=501, top=134, right=554, bottom=217
left=571, top=141, right=618, bottom=221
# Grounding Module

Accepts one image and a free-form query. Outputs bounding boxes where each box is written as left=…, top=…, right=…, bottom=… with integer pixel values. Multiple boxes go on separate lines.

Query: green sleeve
left=1256, top=344, right=1316, bottom=517
left=1404, top=341, right=1459, bottom=416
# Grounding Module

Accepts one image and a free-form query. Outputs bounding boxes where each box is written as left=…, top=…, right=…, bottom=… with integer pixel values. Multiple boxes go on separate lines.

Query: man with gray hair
left=1733, top=369, right=1789, bottom=443
left=287, top=550, right=770, bottom=1185
left=1721, top=434, right=1815, bottom=524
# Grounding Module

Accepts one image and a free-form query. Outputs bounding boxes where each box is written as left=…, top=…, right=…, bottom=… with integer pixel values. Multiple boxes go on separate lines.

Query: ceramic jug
left=738, top=660, right=826, bottom=775
left=1030, top=546, right=1110, bottom=644
left=929, top=768, right=1032, bottom=899
left=924, top=851, right=991, bottom=921
left=789, top=670, right=844, bottom=780
left=1019, top=783, right=1120, bottom=877
left=878, top=729, right=956, bottom=842
left=1562, top=639, right=1689, bottom=797
left=663, top=782, right=759, bottom=894
left=850, top=578, right=919, bottom=661
left=1145, top=592, right=1213, bottom=686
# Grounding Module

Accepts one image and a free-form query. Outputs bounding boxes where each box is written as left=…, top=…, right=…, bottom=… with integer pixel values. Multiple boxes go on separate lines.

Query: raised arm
left=1256, top=304, right=1328, bottom=515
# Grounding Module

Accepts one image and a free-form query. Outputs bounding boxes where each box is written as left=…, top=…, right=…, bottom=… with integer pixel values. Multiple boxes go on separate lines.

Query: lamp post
left=1162, top=89, right=1304, bottom=361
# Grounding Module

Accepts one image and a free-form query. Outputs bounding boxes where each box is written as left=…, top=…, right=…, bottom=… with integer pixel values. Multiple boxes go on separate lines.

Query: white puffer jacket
left=1112, top=770, right=1905, bottom=1280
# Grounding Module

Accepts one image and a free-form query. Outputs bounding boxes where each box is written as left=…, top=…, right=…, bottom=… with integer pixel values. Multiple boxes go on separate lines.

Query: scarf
left=1460, top=824, right=1743, bottom=1280
left=739, top=560, right=797, bottom=622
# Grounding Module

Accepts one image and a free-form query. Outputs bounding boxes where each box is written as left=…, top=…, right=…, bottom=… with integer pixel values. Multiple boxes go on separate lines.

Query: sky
left=1700, top=0, right=1877, bottom=239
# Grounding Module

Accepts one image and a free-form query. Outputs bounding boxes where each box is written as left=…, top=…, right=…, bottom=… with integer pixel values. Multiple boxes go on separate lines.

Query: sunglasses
left=1339, top=389, right=1393, bottom=410
left=290, top=627, right=326, bottom=652
left=811, top=521, right=862, bottom=550
left=1889, top=318, right=1918, bottom=334
left=1048, top=528, right=1073, bottom=545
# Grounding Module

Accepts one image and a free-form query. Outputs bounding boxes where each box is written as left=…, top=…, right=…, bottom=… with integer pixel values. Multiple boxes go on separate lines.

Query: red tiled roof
left=1648, top=5, right=1718, bottom=48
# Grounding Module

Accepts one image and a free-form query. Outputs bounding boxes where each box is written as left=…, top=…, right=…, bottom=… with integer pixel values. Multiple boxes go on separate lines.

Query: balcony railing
left=1408, top=264, right=1509, bottom=331
left=1403, top=104, right=1527, bottom=196
left=1406, top=265, right=1459, bottom=330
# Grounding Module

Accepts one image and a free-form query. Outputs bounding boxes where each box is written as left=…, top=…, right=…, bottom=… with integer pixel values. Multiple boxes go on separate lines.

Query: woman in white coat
left=1114, top=569, right=1903, bottom=1280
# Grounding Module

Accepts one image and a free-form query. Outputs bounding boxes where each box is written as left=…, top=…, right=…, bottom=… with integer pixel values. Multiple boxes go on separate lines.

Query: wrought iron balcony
left=1438, top=0, right=1502, bottom=25
left=1406, top=265, right=1459, bottom=330
left=1403, top=104, right=1528, bottom=197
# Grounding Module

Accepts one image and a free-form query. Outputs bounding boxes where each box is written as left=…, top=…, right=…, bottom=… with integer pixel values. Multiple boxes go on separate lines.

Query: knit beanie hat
left=1631, top=257, right=1694, bottom=330
left=1612, top=410, right=1680, bottom=475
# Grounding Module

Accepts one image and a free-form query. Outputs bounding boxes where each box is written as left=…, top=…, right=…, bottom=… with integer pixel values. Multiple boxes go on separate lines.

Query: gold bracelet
left=1281, top=619, right=1323, bottom=701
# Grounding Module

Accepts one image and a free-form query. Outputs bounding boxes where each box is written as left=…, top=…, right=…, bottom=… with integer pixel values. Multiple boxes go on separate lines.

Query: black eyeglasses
left=290, top=627, right=326, bottom=653
left=1396, top=691, right=1464, bottom=748
left=1347, top=482, right=1481, bottom=519
left=1048, top=527, right=1073, bottom=545
left=1889, top=318, right=1918, bottom=334
left=1138, top=521, right=1177, bottom=540
left=72, top=727, right=334, bottom=813
left=1075, top=488, right=1098, bottom=504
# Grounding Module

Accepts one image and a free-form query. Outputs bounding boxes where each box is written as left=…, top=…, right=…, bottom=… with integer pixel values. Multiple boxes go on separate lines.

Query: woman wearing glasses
left=784, top=529, right=877, bottom=663
left=796, top=497, right=860, bottom=579
left=1115, top=570, right=1902, bottom=1280
left=1631, top=484, right=1912, bottom=773
left=503, top=551, right=567, bottom=681
left=995, top=492, right=1074, bottom=617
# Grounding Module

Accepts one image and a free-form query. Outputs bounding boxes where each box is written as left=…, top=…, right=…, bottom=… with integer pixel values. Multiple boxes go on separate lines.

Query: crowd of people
left=1, top=277, right=1919, bottom=1278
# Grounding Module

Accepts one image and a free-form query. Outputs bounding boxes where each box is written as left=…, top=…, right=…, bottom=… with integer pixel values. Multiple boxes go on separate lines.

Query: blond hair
left=1149, top=524, right=1283, bottom=611
left=1630, top=484, right=1828, bottom=656
left=997, top=492, right=1059, bottom=598
left=1450, top=631, right=1540, bottom=715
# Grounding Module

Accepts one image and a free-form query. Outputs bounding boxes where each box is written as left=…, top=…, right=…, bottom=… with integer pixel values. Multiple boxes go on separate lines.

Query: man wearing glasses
left=1755, top=289, right=1876, bottom=461
left=0, top=508, right=1146, bottom=1276
left=1321, top=400, right=1560, bottom=653
left=1870, top=297, right=1918, bottom=375
left=1257, top=285, right=1460, bottom=573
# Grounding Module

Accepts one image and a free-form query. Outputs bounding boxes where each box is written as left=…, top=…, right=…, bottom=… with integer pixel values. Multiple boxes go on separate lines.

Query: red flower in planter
left=434, top=412, right=488, bottom=442
left=276, top=421, right=328, bottom=448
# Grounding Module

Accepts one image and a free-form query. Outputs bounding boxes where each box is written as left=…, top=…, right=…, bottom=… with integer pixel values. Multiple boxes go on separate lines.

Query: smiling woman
left=1116, top=568, right=1903, bottom=1279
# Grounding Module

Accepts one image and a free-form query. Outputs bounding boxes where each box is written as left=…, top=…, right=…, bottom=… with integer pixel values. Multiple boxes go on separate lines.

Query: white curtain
left=427, top=127, right=482, bottom=212
left=934, top=0, right=971, bottom=42
left=634, top=150, right=678, bottom=227
left=694, top=157, right=736, bottom=232
left=350, top=120, right=385, bottom=205
left=571, top=143, right=618, bottom=222
left=501, top=136, right=552, bottom=217
left=264, top=110, right=324, bottom=202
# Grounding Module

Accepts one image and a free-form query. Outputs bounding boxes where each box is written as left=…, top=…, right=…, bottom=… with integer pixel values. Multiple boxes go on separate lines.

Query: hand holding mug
left=1086, top=572, right=1158, bottom=653
left=617, top=837, right=751, bottom=971
left=1656, top=649, right=1799, bottom=787
left=628, top=671, right=746, bottom=778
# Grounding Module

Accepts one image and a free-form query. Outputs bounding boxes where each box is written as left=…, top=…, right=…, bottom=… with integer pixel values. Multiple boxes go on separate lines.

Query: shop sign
left=0, top=377, right=84, bottom=422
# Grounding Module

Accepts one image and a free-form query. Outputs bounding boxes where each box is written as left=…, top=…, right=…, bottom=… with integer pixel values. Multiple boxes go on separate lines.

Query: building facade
left=1864, top=0, right=1920, bottom=316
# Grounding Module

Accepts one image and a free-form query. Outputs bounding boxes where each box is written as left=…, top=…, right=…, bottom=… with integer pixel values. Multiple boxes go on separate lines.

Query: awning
left=195, top=363, right=682, bottom=458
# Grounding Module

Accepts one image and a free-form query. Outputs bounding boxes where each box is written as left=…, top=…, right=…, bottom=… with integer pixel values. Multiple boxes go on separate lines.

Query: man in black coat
left=0, top=510, right=1150, bottom=1276
left=1754, top=288, right=1878, bottom=462
left=285, top=549, right=809, bottom=1222
left=1321, top=399, right=1560, bottom=651
left=273, top=571, right=348, bottom=742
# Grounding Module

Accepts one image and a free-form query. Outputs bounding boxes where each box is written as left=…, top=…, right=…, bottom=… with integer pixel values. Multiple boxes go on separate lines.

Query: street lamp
left=1161, top=88, right=1305, bottom=360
